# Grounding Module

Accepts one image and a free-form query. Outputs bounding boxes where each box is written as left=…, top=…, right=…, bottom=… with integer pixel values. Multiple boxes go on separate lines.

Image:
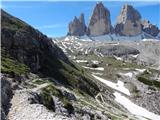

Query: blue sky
left=1, top=1, right=160, bottom=37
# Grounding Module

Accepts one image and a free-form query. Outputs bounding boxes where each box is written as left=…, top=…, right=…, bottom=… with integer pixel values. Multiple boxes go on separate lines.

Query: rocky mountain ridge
left=68, top=2, right=159, bottom=38
left=68, top=13, right=87, bottom=36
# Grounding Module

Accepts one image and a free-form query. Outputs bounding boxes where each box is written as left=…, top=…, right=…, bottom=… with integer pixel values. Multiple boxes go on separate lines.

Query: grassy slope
left=137, top=69, right=160, bottom=89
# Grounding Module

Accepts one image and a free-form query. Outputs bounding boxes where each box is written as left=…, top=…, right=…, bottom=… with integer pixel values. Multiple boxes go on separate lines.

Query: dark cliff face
left=1, top=9, right=99, bottom=97
left=1, top=9, right=70, bottom=74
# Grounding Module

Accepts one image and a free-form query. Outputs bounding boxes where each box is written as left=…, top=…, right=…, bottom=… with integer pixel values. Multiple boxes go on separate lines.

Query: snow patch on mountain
left=114, top=92, right=160, bottom=120
left=83, top=66, right=104, bottom=71
left=92, top=74, right=130, bottom=96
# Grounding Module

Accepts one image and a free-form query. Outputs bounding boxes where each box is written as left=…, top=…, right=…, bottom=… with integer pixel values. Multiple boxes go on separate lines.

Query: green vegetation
left=75, top=54, right=143, bottom=80
left=40, top=84, right=74, bottom=113
left=1, top=57, right=30, bottom=75
left=77, top=55, right=142, bottom=68
left=42, top=53, right=99, bottom=97
left=102, top=56, right=142, bottom=69
left=32, top=79, right=47, bottom=85
left=137, top=69, right=160, bottom=89
left=137, top=76, right=160, bottom=88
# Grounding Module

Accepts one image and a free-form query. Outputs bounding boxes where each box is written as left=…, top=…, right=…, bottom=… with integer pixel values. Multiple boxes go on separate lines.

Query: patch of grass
left=137, top=69, right=160, bottom=89
left=1, top=57, right=30, bottom=75
left=32, top=79, right=47, bottom=85
left=40, top=89, right=55, bottom=110
left=153, top=81, right=160, bottom=88
left=40, top=84, right=74, bottom=113
left=137, top=76, right=152, bottom=86
left=102, top=56, right=142, bottom=69
left=137, top=76, right=160, bottom=89
left=59, top=60, right=100, bottom=97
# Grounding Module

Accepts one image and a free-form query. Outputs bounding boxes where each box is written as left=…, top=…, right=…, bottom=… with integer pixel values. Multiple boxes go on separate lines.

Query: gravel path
left=7, top=83, right=71, bottom=120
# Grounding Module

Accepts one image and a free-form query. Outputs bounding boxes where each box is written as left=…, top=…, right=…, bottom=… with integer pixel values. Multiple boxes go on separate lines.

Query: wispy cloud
left=37, top=24, right=66, bottom=29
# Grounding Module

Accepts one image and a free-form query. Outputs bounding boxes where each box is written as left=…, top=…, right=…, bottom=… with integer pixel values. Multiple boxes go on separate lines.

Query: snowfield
left=89, top=33, right=143, bottom=41
left=92, top=74, right=160, bottom=120
left=76, top=60, right=88, bottom=63
left=79, top=35, right=92, bottom=41
left=92, top=74, right=130, bottom=96
left=114, top=92, right=160, bottom=120
left=113, top=55, right=123, bottom=61
left=130, top=54, right=139, bottom=58
left=142, top=39, right=159, bottom=42
left=83, top=66, right=104, bottom=71
left=135, top=69, right=146, bottom=73
left=91, top=60, right=100, bottom=64
left=123, top=72, right=133, bottom=78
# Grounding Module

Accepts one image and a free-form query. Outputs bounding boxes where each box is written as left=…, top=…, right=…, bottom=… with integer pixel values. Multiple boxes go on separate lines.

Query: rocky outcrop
left=115, top=4, right=142, bottom=36
left=1, top=76, right=13, bottom=120
left=97, top=45, right=140, bottom=57
left=68, top=13, right=86, bottom=36
left=87, top=2, right=113, bottom=36
left=141, top=20, right=159, bottom=37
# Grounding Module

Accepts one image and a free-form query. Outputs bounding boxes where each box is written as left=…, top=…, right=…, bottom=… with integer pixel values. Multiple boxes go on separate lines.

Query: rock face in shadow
left=115, top=4, right=142, bottom=36
left=87, top=2, right=113, bottom=36
left=1, top=76, right=13, bottom=120
left=1, top=9, right=71, bottom=75
left=68, top=13, right=87, bottom=36
left=141, top=20, right=159, bottom=37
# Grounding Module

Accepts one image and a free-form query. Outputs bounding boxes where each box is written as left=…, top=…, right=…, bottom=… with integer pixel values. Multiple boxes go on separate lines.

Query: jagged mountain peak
left=79, top=13, right=85, bottom=24
left=67, top=2, right=159, bottom=38
left=87, top=2, right=112, bottom=36
left=115, top=4, right=142, bottom=36
left=68, top=13, right=86, bottom=36
left=122, top=4, right=141, bottom=20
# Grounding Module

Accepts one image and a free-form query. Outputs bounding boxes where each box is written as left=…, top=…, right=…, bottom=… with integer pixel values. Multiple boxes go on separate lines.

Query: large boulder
left=141, top=20, right=159, bottom=37
left=115, top=4, right=142, bottom=36
left=68, top=13, right=86, bottom=36
left=87, top=2, right=113, bottom=36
